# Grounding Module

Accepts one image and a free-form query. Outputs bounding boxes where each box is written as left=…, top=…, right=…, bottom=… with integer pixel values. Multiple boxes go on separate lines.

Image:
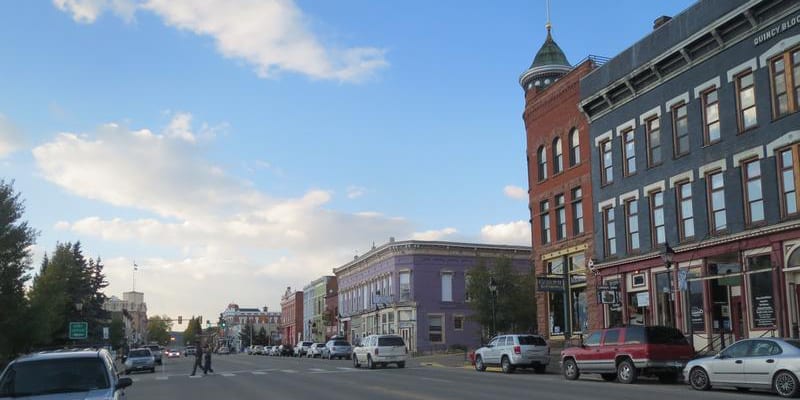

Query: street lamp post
left=488, top=277, right=497, bottom=338
left=661, top=243, right=675, bottom=328
left=74, top=302, right=84, bottom=347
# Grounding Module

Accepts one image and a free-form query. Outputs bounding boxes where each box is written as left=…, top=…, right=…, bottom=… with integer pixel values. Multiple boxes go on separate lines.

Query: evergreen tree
left=0, top=180, right=38, bottom=363
left=109, top=313, right=125, bottom=350
left=183, top=316, right=202, bottom=345
left=239, top=323, right=255, bottom=347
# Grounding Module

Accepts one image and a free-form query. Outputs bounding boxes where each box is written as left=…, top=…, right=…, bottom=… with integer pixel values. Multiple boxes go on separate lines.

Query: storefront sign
left=537, top=277, right=564, bottom=292
left=636, top=292, right=650, bottom=307
left=753, top=295, right=776, bottom=328
left=570, top=274, right=586, bottom=285
left=754, top=12, right=800, bottom=46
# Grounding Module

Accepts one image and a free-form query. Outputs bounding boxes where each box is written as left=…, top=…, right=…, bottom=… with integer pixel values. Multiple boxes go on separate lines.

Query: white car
left=685, top=338, right=800, bottom=397
left=353, top=334, right=407, bottom=369
left=307, top=343, right=325, bottom=358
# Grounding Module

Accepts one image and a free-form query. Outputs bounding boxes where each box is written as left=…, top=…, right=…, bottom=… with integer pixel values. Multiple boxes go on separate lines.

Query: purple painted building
left=334, top=239, right=531, bottom=352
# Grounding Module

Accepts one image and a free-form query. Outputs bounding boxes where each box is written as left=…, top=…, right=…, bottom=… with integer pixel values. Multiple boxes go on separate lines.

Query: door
left=744, top=340, right=781, bottom=386
left=400, top=327, right=414, bottom=353
left=595, top=329, right=622, bottom=372
left=731, top=296, right=744, bottom=341
left=708, top=340, right=748, bottom=384
left=487, top=336, right=505, bottom=365
left=575, top=331, right=603, bottom=371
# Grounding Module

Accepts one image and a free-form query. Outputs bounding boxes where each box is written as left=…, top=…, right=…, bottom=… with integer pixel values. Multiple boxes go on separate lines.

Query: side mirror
left=116, top=377, right=133, bottom=390
left=486, top=344, right=494, bottom=348
left=579, top=333, right=585, bottom=348
left=717, top=353, right=728, bottom=359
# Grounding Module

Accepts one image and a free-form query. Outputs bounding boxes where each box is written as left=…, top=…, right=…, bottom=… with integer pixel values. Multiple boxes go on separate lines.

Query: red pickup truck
left=560, top=325, right=694, bottom=384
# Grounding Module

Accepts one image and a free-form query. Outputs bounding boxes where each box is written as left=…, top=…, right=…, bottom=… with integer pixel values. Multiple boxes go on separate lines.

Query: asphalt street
left=124, top=354, right=779, bottom=400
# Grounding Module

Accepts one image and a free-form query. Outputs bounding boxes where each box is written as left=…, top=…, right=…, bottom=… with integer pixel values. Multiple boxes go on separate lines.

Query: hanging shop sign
left=537, top=277, right=565, bottom=292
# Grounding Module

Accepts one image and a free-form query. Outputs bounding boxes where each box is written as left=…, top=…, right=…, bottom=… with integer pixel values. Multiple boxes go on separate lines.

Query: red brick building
left=520, top=25, right=601, bottom=339
left=280, top=287, right=303, bottom=345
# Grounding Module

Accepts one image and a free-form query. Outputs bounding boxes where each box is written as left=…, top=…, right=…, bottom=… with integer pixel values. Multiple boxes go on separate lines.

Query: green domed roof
left=530, top=28, right=569, bottom=69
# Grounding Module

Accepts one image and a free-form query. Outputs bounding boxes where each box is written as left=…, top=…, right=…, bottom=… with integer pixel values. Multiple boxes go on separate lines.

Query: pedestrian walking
left=190, top=342, right=204, bottom=376
left=203, top=345, right=214, bottom=374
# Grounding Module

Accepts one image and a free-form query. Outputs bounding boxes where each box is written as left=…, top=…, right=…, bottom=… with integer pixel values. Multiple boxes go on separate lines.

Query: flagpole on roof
left=133, top=260, right=138, bottom=292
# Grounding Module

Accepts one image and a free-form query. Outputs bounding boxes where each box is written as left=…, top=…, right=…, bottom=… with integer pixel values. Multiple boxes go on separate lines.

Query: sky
left=0, top=0, right=695, bottom=325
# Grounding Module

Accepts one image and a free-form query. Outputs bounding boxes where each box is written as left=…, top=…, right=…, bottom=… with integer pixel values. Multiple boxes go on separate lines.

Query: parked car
left=685, top=338, right=800, bottom=397
left=474, top=334, right=549, bottom=374
left=270, top=346, right=280, bottom=356
left=279, top=344, right=294, bottom=357
left=323, top=339, right=353, bottom=360
left=307, top=343, right=325, bottom=358
left=254, top=345, right=265, bottom=355
left=146, top=344, right=163, bottom=365
left=184, top=345, right=197, bottom=357
left=295, top=341, right=314, bottom=357
left=561, top=325, right=694, bottom=384
left=353, top=334, right=407, bottom=369
left=124, top=348, right=157, bottom=374
left=0, top=348, right=133, bottom=399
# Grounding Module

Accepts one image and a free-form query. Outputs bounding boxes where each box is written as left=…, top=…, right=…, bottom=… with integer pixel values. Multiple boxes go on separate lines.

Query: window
left=553, top=137, right=563, bottom=174
left=601, top=139, right=613, bottom=185
left=749, top=255, right=776, bottom=329
left=569, top=128, right=580, bottom=166
left=672, top=102, right=689, bottom=157
left=399, top=271, right=411, bottom=302
left=603, top=206, right=616, bottom=256
left=707, top=171, right=727, bottom=233
left=556, top=194, right=566, bottom=240
left=701, top=87, right=721, bottom=145
left=464, top=274, right=471, bottom=302
left=603, top=329, right=620, bottom=345
left=537, top=145, right=547, bottom=181
left=676, top=181, right=695, bottom=241
left=779, top=146, right=800, bottom=217
left=622, top=128, right=636, bottom=176
left=743, top=159, right=765, bottom=225
left=770, top=48, right=800, bottom=118
left=736, top=70, right=757, bottom=131
left=454, top=315, right=464, bottom=331
left=584, top=331, right=601, bottom=346
left=571, top=187, right=584, bottom=235
left=646, top=116, right=662, bottom=167
left=624, top=198, right=639, bottom=251
left=540, top=200, right=551, bottom=245
left=428, top=315, right=443, bottom=343
left=441, top=272, right=453, bottom=302
left=650, top=191, right=665, bottom=245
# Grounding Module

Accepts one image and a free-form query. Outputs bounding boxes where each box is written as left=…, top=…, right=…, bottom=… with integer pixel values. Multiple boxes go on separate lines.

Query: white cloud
left=33, top=119, right=415, bottom=316
left=54, top=0, right=388, bottom=82
left=0, top=114, right=23, bottom=158
left=163, top=112, right=196, bottom=143
left=346, top=186, right=366, bottom=199
left=53, top=0, right=136, bottom=24
left=480, top=220, right=531, bottom=246
left=503, top=185, right=527, bottom=201
left=411, top=227, right=458, bottom=241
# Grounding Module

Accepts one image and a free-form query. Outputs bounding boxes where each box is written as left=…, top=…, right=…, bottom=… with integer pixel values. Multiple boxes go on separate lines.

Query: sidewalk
left=412, top=341, right=569, bottom=373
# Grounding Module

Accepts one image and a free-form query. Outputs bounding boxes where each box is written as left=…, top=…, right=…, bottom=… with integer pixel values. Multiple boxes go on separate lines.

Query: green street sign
left=69, top=322, right=88, bottom=340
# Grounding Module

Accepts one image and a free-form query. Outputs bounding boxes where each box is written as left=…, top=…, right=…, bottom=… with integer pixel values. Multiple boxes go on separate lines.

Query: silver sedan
left=685, top=338, right=800, bottom=398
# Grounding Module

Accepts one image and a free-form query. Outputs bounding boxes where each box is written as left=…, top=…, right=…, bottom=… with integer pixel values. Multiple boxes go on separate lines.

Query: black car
left=279, top=344, right=294, bottom=357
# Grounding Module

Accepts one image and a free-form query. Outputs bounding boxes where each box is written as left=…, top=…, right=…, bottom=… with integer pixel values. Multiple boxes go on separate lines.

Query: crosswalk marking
left=188, top=375, right=202, bottom=379
left=281, top=369, right=298, bottom=374
left=309, top=368, right=325, bottom=372
left=156, top=376, right=168, bottom=381
left=252, top=371, right=267, bottom=375
left=336, top=367, right=354, bottom=371
left=222, top=373, right=235, bottom=377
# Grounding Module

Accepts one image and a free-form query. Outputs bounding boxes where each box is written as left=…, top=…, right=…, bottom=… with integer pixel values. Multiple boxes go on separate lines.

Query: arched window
left=570, top=128, right=581, bottom=166
left=537, top=146, right=548, bottom=181
left=553, top=138, right=563, bottom=174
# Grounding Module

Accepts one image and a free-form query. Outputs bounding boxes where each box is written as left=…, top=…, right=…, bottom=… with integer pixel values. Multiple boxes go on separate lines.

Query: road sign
left=103, top=327, right=109, bottom=340
left=69, top=322, right=88, bottom=340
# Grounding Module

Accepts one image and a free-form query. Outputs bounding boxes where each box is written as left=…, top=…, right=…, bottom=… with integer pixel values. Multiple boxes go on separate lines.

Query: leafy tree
left=466, top=257, right=537, bottom=341
left=183, top=316, right=202, bottom=346
left=0, top=180, right=38, bottom=363
left=147, top=315, right=172, bottom=345
left=109, top=313, right=125, bottom=349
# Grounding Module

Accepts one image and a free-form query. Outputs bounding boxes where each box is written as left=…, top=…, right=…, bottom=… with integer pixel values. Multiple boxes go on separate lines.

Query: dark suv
left=560, top=326, right=694, bottom=384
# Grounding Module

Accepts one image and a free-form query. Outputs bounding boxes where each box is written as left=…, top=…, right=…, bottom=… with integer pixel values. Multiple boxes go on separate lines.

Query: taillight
left=514, top=345, right=521, bottom=355
left=375, top=348, right=379, bottom=356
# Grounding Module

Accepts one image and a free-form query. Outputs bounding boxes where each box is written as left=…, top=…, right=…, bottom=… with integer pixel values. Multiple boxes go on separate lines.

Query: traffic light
left=178, top=316, right=182, bottom=325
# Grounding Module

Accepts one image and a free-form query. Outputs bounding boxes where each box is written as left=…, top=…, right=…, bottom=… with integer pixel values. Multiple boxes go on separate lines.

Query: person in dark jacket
left=203, top=345, right=214, bottom=374
left=190, top=342, right=204, bottom=376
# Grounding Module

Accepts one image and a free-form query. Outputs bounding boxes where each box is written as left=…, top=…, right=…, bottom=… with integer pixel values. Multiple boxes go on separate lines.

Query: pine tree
left=0, top=180, right=38, bottom=363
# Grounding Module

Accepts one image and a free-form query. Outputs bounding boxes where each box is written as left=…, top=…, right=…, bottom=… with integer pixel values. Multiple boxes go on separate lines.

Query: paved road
left=125, top=354, right=778, bottom=400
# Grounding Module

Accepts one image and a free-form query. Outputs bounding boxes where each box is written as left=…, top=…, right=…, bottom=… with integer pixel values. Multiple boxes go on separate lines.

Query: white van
left=353, top=335, right=407, bottom=369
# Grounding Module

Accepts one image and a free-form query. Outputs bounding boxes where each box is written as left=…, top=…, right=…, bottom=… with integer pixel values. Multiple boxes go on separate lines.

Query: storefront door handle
left=767, top=359, right=775, bottom=363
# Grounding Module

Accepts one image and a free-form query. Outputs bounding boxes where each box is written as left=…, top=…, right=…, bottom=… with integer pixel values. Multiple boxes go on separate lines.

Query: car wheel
left=616, top=359, right=638, bottom=384
left=398, top=362, right=405, bottom=369
left=774, top=371, right=800, bottom=398
left=367, top=355, right=375, bottom=370
left=563, top=358, right=579, bottom=380
left=601, top=373, right=617, bottom=382
left=689, top=367, right=711, bottom=391
left=501, top=356, right=515, bottom=374
left=353, top=354, right=360, bottom=368
left=475, top=355, right=486, bottom=372
left=657, top=372, right=679, bottom=384
left=534, top=365, right=547, bottom=374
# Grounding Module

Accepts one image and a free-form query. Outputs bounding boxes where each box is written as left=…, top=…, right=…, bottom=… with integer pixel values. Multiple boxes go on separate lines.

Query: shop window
left=709, top=261, right=741, bottom=333
left=605, top=279, right=623, bottom=328
left=748, top=255, right=776, bottom=329
left=686, top=268, right=705, bottom=332
left=428, top=314, right=443, bottom=343
left=736, top=70, right=757, bottom=131
left=572, top=287, right=588, bottom=333
left=549, top=292, right=565, bottom=335
left=548, top=257, right=564, bottom=275
left=646, top=116, right=662, bottom=167
left=627, top=291, right=650, bottom=325
left=655, top=271, right=675, bottom=328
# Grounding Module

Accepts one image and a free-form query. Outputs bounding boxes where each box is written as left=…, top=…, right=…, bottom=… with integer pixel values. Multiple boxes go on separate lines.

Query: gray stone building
left=581, top=0, right=800, bottom=351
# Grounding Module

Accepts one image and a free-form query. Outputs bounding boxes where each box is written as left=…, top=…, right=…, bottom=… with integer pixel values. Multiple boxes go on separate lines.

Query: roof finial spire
left=545, top=0, right=552, bottom=34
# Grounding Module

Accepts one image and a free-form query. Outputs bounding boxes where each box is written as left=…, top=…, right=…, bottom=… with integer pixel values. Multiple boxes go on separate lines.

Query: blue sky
left=0, top=0, right=694, bottom=321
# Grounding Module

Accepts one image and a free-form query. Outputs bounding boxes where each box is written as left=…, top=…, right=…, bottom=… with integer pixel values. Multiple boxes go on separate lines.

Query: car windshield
left=0, top=358, right=109, bottom=397
left=147, top=346, right=159, bottom=351
left=129, top=350, right=150, bottom=357
left=333, top=341, right=350, bottom=346
left=378, top=337, right=405, bottom=346
left=645, top=326, right=688, bottom=345
left=517, top=336, right=547, bottom=346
